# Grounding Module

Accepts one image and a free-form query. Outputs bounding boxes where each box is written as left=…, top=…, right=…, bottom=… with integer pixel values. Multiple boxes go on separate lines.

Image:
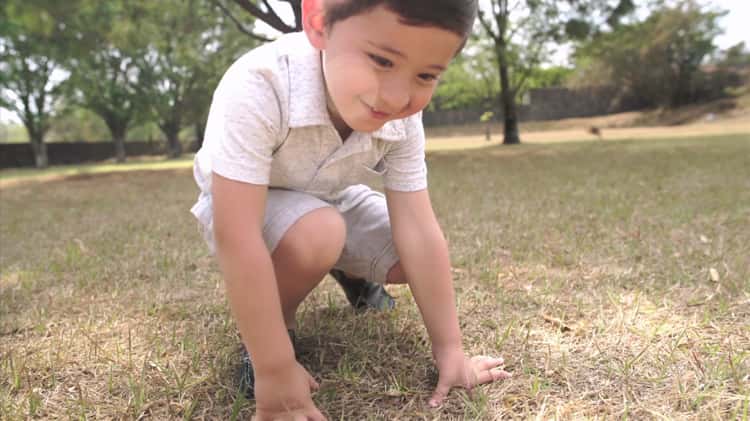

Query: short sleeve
left=382, top=113, right=428, bottom=192
left=205, top=68, right=282, bottom=186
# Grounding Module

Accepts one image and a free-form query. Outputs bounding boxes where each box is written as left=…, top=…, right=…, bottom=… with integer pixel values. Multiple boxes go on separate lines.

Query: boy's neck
left=331, top=116, right=353, bottom=141
left=326, top=95, right=353, bottom=141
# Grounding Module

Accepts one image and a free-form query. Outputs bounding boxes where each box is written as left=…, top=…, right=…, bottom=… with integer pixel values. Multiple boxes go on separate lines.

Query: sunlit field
left=1, top=134, right=749, bottom=419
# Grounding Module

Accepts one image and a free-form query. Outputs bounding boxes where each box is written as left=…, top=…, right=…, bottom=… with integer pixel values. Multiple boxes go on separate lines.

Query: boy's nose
left=376, top=81, right=410, bottom=114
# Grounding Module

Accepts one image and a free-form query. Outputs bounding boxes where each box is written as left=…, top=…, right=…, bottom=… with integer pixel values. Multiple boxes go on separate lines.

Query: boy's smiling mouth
left=362, top=100, right=393, bottom=120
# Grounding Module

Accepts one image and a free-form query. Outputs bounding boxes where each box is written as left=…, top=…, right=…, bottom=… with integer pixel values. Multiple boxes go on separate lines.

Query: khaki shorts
left=201, top=184, right=398, bottom=284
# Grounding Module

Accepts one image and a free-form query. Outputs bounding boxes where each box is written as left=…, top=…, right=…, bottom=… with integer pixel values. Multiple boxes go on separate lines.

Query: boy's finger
left=429, top=382, right=452, bottom=407
left=473, top=367, right=512, bottom=385
left=307, top=372, right=320, bottom=391
left=306, top=406, right=327, bottom=421
left=474, top=356, right=504, bottom=371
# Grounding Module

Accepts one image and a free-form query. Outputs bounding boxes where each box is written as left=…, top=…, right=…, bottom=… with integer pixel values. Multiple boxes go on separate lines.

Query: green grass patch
left=1, top=134, right=748, bottom=419
left=0, top=154, right=195, bottom=185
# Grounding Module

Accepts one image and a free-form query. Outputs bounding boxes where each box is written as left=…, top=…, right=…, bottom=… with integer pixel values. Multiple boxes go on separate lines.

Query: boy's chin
left=347, top=118, right=387, bottom=134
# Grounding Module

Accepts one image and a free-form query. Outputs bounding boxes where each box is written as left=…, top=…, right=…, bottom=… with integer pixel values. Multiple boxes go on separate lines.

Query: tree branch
left=514, top=43, right=546, bottom=93
left=477, top=10, right=499, bottom=43
left=496, top=0, right=509, bottom=40
left=260, top=0, right=273, bottom=13
left=506, top=15, right=532, bottom=43
left=278, top=0, right=302, bottom=30
left=509, top=0, right=524, bottom=15
left=211, top=0, right=273, bottom=42
left=231, top=0, right=295, bottom=33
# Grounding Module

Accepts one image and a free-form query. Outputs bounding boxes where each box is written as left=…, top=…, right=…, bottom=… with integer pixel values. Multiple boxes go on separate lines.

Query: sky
left=1, top=0, right=748, bottom=124
left=713, top=0, right=750, bottom=49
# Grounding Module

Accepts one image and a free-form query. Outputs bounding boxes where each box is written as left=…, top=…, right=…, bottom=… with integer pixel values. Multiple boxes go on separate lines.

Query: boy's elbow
left=213, top=219, right=263, bottom=257
left=394, top=222, right=447, bottom=255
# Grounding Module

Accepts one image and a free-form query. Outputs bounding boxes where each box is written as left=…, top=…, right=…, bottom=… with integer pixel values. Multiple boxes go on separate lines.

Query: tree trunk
left=113, top=130, right=127, bottom=163
left=499, top=63, right=520, bottom=145
left=24, top=119, right=48, bottom=168
left=496, top=45, right=521, bottom=145
left=105, top=118, right=129, bottom=163
left=167, top=131, right=182, bottom=158
left=30, top=137, right=48, bottom=168
left=194, top=121, right=205, bottom=149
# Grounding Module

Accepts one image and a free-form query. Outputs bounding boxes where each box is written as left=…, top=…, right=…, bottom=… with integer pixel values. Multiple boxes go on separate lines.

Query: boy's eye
left=368, top=54, right=393, bottom=68
left=418, top=73, right=439, bottom=82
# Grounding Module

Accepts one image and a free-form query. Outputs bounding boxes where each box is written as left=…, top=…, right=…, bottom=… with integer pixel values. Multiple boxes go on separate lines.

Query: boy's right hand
left=253, top=361, right=326, bottom=421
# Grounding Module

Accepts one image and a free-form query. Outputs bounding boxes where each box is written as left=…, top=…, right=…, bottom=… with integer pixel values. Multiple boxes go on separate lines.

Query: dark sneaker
left=329, top=269, right=395, bottom=311
left=239, top=330, right=296, bottom=398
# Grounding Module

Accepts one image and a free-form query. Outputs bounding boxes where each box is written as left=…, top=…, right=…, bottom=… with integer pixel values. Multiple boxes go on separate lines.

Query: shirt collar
left=285, top=33, right=406, bottom=142
left=286, top=33, right=331, bottom=128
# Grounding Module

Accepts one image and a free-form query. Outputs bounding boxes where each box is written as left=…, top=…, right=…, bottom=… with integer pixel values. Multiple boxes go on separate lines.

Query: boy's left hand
left=429, top=350, right=512, bottom=407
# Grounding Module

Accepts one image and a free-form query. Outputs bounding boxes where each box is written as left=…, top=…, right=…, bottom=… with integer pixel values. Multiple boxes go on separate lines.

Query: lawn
left=1, top=134, right=749, bottom=419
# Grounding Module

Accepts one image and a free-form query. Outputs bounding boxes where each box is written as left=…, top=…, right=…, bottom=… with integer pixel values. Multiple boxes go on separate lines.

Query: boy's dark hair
left=323, top=0, right=477, bottom=39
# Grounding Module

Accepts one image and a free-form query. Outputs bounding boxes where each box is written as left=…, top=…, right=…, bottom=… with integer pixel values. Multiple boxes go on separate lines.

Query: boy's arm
left=386, top=188, right=511, bottom=406
left=212, top=173, right=295, bottom=371
left=385, top=188, right=462, bottom=351
left=212, top=173, right=323, bottom=419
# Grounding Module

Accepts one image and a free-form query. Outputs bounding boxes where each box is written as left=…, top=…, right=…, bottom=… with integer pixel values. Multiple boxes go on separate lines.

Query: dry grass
left=1, top=134, right=749, bottom=419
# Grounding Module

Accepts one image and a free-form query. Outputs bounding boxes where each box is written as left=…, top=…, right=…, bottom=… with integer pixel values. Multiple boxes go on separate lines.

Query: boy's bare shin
left=270, top=207, right=346, bottom=329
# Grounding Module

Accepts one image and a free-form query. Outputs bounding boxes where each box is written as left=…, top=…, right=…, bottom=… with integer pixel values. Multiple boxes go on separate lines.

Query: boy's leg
left=272, top=207, right=346, bottom=328
left=236, top=189, right=346, bottom=397
left=332, top=185, right=405, bottom=302
left=259, top=189, right=347, bottom=328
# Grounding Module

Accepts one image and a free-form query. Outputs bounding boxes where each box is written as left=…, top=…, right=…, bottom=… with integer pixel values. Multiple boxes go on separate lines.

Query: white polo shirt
left=191, top=32, right=427, bottom=227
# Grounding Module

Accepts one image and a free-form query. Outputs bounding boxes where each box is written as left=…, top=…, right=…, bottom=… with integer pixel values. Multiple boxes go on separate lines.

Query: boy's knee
left=275, top=207, right=346, bottom=272
left=386, top=262, right=407, bottom=284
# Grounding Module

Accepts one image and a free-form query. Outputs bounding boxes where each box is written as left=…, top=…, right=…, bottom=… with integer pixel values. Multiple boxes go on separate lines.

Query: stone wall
left=525, top=86, right=642, bottom=121
left=0, top=141, right=168, bottom=168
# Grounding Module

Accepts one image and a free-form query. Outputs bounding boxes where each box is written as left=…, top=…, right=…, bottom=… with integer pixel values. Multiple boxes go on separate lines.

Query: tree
left=431, top=37, right=500, bottom=112
left=63, top=1, right=152, bottom=163
left=0, top=1, right=74, bottom=168
left=430, top=36, right=572, bottom=113
left=48, top=107, right=110, bottom=142
left=718, top=42, right=750, bottom=67
left=573, top=1, right=725, bottom=107
left=138, top=0, right=252, bottom=158
left=188, top=3, right=254, bottom=149
left=525, top=66, right=574, bottom=90
left=477, top=0, right=635, bottom=144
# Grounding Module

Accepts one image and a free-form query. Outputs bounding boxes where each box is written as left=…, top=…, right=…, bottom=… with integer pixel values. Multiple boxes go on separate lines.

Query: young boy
left=191, top=0, right=511, bottom=418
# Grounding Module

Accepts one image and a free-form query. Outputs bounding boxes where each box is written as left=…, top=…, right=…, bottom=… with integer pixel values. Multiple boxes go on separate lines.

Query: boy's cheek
left=406, top=91, right=435, bottom=115
left=327, top=64, right=378, bottom=98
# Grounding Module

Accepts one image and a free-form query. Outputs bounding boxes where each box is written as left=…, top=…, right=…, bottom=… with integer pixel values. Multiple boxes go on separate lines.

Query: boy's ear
left=302, top=0, right=327, bottom=50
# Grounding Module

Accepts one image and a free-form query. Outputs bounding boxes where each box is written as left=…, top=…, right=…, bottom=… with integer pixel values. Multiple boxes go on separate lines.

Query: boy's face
left=304, top=1, right=464, bottom=133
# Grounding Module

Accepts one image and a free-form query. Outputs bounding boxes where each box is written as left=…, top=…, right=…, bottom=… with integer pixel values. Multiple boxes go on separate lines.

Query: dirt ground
left=425, top=101, right=750, bottom=151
